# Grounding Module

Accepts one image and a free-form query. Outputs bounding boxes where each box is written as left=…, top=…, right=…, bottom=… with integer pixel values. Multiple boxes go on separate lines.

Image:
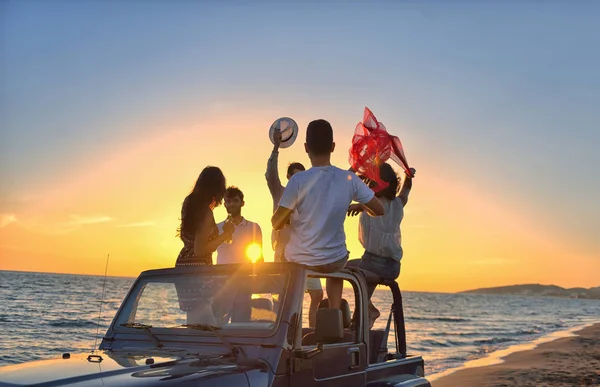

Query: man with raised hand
left=271, top=119, right=384, bottom=312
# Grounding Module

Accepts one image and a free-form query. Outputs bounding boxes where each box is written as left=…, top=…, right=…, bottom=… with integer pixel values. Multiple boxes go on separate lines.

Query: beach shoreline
left=431, top=322, right=600, bottom=386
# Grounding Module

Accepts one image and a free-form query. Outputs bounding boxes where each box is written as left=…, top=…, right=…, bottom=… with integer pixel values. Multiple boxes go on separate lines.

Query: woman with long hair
left=347, top=163, right=416, bottom=328
left=175, top=166, right=234, bottom=325
left=176, top=166, right=234, bottom=266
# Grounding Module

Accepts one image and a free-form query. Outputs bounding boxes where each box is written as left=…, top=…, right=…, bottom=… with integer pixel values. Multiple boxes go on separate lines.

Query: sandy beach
left=432, top=323, right=600, bottom=386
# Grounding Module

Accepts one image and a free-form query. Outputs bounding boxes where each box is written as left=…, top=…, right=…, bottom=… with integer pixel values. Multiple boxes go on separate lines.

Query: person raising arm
left=271, top=119, right=384, bottom=313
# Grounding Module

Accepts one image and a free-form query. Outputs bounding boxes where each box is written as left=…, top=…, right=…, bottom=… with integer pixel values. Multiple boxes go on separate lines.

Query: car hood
left=0, top=351, right=270, bottom=387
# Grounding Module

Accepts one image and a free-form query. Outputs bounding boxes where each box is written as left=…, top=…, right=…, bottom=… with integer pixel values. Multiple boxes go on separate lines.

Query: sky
left=1, top=1, right=599, bottom=292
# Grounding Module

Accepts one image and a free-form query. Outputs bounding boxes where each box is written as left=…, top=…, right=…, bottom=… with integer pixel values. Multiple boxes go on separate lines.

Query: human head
left=304, top=119, right=335, bottom=157
left=192, top=166, right=227, bottom=208
left=286, top=162, right=305, bottom=180
left=376, top=163, right=400, bottom=200
left=179, top=166, right=226, bottom=237
left=224, top=186, right=245, bottom=216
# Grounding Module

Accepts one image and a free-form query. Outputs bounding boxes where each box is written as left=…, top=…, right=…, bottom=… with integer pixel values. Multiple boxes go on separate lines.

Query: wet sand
left=432, top=323, right=600, bottom=387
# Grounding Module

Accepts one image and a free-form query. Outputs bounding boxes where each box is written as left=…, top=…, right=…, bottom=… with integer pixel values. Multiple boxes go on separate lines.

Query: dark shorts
left=346, top=251, right=400, bottom=281
left=308, top=254, right=349, bottom=273
left=281, top=251, right=349, bottom=274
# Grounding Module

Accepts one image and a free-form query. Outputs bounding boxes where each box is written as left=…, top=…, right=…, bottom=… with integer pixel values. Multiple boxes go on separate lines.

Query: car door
left=289, top=273, right=367, bottom=387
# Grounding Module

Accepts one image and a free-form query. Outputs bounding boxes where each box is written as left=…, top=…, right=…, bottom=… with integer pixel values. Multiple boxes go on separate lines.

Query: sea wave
left=2, top=270, right=600, bottom=378
left=407, top=316, right=470, bottom=322
left=48, top=319, right=99, bottom=328
left=474, top=337, right=516, bottom=345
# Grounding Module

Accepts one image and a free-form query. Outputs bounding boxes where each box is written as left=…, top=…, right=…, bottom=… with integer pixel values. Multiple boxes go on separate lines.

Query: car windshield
left=114, top=268, right=288, bottom=335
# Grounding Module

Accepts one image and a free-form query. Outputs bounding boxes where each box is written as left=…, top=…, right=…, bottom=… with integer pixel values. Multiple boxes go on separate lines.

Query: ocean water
left=1, top=270, right=599, bottom=377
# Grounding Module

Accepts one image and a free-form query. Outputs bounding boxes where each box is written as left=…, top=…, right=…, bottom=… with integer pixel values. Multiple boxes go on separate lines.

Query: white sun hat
left=269, top=117, right=299, bottom=149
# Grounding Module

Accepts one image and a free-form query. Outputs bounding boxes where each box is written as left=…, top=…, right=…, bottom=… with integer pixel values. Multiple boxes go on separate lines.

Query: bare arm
left=193, top=213, right=233, bottom=257
left=347, top=196, right=385, bottom=217
left=271, top=206, right=293, bottom=231
left=361, top=196, right=385, bottom=216
left=351, top=173, right=385, bottom=217
left=398, top=168, right=416, bottom=206
left=266, top=130, right=284, bottom=197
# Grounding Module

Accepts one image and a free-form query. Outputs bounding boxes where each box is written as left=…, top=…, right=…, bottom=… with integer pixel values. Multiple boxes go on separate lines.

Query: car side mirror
left=315, top=308, right=344, bottom=344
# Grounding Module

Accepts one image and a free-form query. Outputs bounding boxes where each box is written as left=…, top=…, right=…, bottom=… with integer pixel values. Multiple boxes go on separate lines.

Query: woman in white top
left=347, top=163, right=416, bottom=327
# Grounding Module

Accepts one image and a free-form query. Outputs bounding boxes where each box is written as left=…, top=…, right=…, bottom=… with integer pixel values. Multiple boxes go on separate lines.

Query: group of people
left=175, top=118, right=415, bottom=328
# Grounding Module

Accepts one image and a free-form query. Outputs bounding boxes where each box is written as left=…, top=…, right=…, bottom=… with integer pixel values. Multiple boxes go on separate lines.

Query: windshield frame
left=110, top=263, right=292, bottom=339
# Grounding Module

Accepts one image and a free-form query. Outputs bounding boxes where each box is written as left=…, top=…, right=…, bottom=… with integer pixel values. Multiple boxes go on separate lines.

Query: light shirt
left=279, top=165, right=375, bottom=266
left=216, top=218, right=263, bottom=264
left=359, top=197, right=404, bottom=261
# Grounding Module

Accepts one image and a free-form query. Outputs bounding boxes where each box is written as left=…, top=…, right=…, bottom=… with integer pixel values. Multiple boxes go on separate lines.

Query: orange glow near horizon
left=1, top=109, right=598, bottom=292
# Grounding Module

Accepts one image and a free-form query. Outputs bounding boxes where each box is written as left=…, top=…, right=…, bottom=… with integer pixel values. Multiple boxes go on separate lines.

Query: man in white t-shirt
left=216, top=186, right=263, bottom=264
left=271, top=119, right=385, bottom=311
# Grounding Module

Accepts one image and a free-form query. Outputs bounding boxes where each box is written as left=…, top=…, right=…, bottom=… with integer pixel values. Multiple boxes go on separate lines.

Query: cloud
left=0, top=214, right=17, bottom=227
left=69, top=214, right=113, bottom=225
left=1, top=213, right=113, bottom=235
left=116, top=221, right=155, bottom=228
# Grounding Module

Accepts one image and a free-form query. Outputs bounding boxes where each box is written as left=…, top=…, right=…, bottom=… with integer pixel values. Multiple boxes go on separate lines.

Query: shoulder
left=388, top=197, right=405, bottom=213
left=290, top=169, right=311, bottom=181
left=286, top=169, right=313, bottom=188
left=247, top=220, right=262, bottom=230
left=286, top=172, right=301, bottom=185
left=327, top=166, right=354, bottom=181
left=344, top=169, right=367, bottom=186
left=392, top=196, right=404, bottom=207
left=334, top=166, right=357, bottom=178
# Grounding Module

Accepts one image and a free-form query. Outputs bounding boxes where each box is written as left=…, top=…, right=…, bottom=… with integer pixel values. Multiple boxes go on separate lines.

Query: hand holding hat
left=272, top=128, right=282, bottom=148
left=269, top=117, right=298, bottom=149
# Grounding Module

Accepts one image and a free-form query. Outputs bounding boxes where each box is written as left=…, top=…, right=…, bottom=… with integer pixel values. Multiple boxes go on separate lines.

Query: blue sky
left=1, top=1, right=599, bottom=282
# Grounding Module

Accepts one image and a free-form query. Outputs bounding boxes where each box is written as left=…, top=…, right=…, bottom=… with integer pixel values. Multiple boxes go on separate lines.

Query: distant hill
left=461, top=284, right=600, bottom=300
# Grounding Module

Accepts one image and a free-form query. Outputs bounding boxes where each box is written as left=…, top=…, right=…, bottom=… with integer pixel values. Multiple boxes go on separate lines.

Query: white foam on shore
left=426, top=320, right=599, bottom=382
